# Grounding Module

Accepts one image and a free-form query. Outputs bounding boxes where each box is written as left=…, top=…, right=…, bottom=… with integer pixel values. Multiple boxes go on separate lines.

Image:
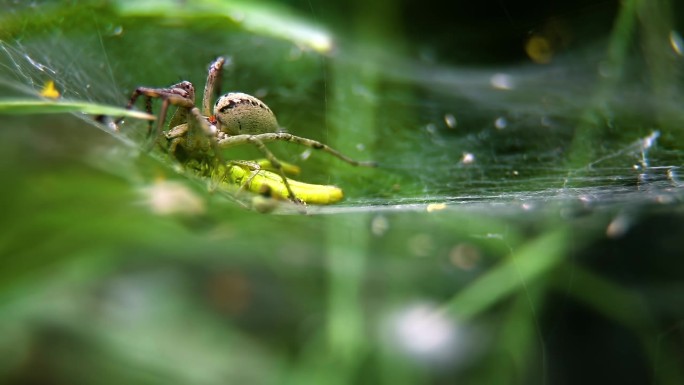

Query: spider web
left=0, top=1, right=350, bottom=210
left=1, top=2, right=684, bottom=385
left=316, top=44, right=684, bottom=213
left=1, top=1, right=683, bottom=215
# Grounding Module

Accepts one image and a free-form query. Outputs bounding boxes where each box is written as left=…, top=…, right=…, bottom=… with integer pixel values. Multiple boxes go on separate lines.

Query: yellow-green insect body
left=224, top=162, right=344, bottom=205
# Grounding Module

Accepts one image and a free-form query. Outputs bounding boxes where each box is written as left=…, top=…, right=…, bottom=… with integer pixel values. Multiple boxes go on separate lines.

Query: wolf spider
left=123, top=57, right=375, bottom=203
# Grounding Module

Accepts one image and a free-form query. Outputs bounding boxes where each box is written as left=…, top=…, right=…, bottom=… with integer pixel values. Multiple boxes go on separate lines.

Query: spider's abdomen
left=214, top=92, right=279, bottom=135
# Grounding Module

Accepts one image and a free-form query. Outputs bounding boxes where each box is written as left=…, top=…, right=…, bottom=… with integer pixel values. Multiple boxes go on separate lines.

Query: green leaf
left=0, top=99, right=155, bottom=120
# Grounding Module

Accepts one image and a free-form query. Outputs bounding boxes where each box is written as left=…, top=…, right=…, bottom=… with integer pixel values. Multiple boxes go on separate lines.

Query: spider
left=123, top=57, right=375, bottom=203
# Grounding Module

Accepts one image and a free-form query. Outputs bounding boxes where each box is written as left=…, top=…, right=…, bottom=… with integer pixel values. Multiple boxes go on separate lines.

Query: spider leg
left=144, top=96, right=153, bottom=134
left=167, top=133, right=185, bottom=155
left=217, top=132, right=377, bottom=167
left=203, top=57, right=225, bottom=116
left=114, top=87, right=153, bottom=130
left=117, top=83, right=196, bottom=135
left=153, top=98, right=171, bottom=149
left=251, top=137, right=302, bottom=203
left=136, top=90, right=195, bottom=150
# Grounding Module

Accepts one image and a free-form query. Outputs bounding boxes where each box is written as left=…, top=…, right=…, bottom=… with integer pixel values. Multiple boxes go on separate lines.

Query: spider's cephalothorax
left=123, top=57, right=375, bottom=203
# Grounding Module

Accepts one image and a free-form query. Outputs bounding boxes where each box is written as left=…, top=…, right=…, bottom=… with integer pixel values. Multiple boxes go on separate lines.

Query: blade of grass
left=443, top=227, right=569, bottom=320
left=114, top=0, right=333, bottom=53
left=0, top=99, right=155, bottom=120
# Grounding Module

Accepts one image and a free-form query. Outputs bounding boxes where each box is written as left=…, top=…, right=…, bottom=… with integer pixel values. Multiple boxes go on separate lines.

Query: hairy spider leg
left=151, top=93, right=195, bottom=149
left=119, top=85, right=195, bottom=149
left=202, top=57, right=225, bottom=116
left=216, top=133, right=375, bottom=202
left=115, top=87, right=155, bottom=131
left=208, top=132, right=302, bottom=202
left=246, top=136, right=302, bottom=203
left=143, top=96, right=153, bottom=134
left=217, top=132, right=377, bottom=167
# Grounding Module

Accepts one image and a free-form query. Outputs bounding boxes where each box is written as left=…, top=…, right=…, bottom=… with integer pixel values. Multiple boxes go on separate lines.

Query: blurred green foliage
left=1, top=0, right=684, bottom=384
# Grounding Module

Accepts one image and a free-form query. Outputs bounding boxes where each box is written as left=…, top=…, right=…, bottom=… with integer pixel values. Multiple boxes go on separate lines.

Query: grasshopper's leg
left=227, top=160, right=263, bottom=194
left=255, top=159, right=301, bottom=176
left=218, top=132, right=376, bottom=167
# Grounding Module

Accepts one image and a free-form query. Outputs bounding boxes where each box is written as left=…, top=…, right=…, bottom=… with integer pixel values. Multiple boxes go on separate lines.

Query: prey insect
left=216, top=161, right=344, bottom=205
left=122, top=57, right=375, bottom=204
